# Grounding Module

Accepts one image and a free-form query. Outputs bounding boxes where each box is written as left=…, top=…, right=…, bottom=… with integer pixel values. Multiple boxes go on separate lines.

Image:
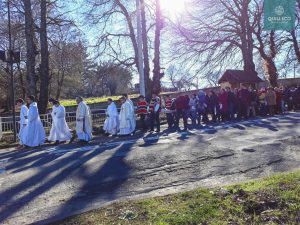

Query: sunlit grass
left=52, top=170, right=300, bottom=225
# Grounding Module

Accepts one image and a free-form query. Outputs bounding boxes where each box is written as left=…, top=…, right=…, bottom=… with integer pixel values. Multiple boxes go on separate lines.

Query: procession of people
left=10, top=84, right=300, bottom=148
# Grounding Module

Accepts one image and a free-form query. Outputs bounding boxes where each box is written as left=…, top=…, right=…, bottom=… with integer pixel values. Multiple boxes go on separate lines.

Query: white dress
left=23, top=102, right=45, bottom=147
left=48, top=105, right=72, bottom=142
left=103, top=102, right=119, bottom=135
left=19, top=105, right=28, bottom=145
left=119, top=101, right=136, bottom=135
left=126, top=99, right=136, bottom=132
left=76, top=101, right=93, bottom=141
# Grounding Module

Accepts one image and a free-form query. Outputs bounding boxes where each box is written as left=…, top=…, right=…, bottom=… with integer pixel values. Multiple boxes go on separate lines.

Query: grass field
left=52, top=170, right=300, bottom=225
left=60, top=94, right=140, bottom=107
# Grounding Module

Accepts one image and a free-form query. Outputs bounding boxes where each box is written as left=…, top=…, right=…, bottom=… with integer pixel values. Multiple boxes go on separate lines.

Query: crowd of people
left=134, top=85, right=300, bottom=132
left=13, top=84, right=300, bottom=148
left=16, top=96, right=93, bottom=148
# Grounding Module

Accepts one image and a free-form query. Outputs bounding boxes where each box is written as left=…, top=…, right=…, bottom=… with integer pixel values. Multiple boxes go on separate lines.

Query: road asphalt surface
left=0, top=112, right=300, bottom=225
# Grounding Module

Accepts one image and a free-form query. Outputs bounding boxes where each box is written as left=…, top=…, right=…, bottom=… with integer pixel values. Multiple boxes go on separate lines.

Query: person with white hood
left=103, top=98, right=119, bottom=136
left=75, top=96, right=93, bottom=143
left=119, top=97, right=136, bottom=135
left=48, top=99, right=72, bottom=144
left=23, top=95, right=45, bottom=147
left=16, top=98, right=28, bottom=146
left=122, top=94, right=136, bottom=133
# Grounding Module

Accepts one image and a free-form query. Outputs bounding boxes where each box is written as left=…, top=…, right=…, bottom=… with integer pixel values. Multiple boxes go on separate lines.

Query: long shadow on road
left=0, top=138, right=137, bottom=224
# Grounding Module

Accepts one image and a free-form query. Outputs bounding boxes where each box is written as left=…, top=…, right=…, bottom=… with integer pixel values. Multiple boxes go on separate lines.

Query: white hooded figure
left=23, top=96, right=45, bottom=147
left=48, top=100, right=72, bottom=142
left=119, top=97, right=136, bottom=135
left=76, top=97, right=93, bottom=142
left=103, top=99, right=119, bottom=135
left=16, top=99, right=28, bottom=145
left=123, top=94, right=136, bottom=133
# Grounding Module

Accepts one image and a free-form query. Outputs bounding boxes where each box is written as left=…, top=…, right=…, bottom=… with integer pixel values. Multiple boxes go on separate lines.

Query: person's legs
left=166, top=113, right=172, bottom=128
left=140, top=114, right=147, bottom=131
left=175, top=111, right=180, bottom=129
left=191, top=110, right=197, bottom=126
left=155, top=112, right=160, bottom=132
left=149, top=112, right=155, bottom=131
left=182, top=110, right=188, bottom=130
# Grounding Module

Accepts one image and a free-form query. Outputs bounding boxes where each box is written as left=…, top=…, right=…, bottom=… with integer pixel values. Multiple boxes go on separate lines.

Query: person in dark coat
left=237, top=85, right=251, bottom=119
left=226, top=87, right=236, bottom=120
left=207, top=90, right=219, bottom=122
left=218, top=89, right=229, bottom=121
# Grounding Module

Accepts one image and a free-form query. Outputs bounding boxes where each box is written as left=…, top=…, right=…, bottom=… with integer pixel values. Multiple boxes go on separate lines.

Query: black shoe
left=69, top=136, right=75, bottom=144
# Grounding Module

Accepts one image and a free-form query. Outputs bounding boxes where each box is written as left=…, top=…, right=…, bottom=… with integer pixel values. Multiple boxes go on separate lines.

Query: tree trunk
left=38, top=0, right=50, bottom=113
left=23, top=0, right=37, bottom=96
left=291, top=30, right=300, bottom=63
left=265, top=59, right=278, bottom=87
left=17, top=63, right=26, bottom=99
left=241, top=0, right=256, bottom=74
left=152, top=0, right=163, bottom=94
left=140, top=0, right=152, bottom=98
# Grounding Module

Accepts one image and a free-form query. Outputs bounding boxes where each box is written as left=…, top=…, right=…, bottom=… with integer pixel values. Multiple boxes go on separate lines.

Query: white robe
left=23, top=102, right=45, bottom=147
left=119, top=101, right=135, bottom=135
left=48, top=105, right=72, bottom=142
left=103, top=102, right=119, bottom=135
left=76, top=101, right=93, bottom=141
left=126, top=99, right=136, bottom=132
left=19, top=105, right=28, bottom=145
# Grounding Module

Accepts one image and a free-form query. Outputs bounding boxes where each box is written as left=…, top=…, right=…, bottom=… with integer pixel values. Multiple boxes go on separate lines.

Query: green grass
left=52, top=170, right=300, bottom=225
left=60, top=95, right=139, bottom=107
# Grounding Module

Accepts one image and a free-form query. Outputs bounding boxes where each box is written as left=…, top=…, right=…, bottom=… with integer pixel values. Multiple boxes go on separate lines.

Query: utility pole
left=7, top=0, right=17, bottom=142
left=136, top=0, right=145, bottom=96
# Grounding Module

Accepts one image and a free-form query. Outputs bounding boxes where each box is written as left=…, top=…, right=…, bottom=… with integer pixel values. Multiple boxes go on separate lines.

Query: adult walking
left=75, top=96, right=93, bottom=143
left=265, top=87, right=276, bottom=116
left=16, top=98, right=28, bottom=145
left=23, top=95, right=45, bottom=147
left=149, top=93, right=161, bottom=133
left=48, top=100, right=72, bottom=143
left=103, top=98, right=119, bottom=136
left=175, top=95, right=188, bottom=131
left=137, top=95, right=148, bottom=132
left=119, top=97, right=136, bottom=135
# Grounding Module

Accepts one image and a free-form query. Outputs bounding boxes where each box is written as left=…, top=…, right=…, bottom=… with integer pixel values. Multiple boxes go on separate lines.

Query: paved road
left=0, top=112, right=300, bottom=225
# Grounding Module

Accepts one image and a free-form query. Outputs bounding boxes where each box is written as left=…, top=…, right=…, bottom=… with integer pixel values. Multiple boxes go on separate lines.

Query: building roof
left=218, top=70, right=263, bottom=84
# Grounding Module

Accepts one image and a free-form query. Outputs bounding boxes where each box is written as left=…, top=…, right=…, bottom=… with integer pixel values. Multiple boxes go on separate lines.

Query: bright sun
left=160, top=0, right=186, bottom=19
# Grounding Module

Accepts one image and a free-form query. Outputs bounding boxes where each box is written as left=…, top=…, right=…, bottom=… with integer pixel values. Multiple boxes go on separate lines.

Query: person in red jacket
left=175, top=95, right=189, bottom=131
left=137, top=95, right=148, bottom=132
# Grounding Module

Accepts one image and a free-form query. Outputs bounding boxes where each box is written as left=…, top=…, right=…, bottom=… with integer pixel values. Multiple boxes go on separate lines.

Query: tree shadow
left=0, top=138, right=137, bottom=224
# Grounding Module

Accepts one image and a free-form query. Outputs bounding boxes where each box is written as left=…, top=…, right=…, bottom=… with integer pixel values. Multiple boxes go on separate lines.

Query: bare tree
left=23, top=0, right=38, bottom=96
left=152, top=0, right=163, bottom=94
left=38, top=0, right=50, bottom=113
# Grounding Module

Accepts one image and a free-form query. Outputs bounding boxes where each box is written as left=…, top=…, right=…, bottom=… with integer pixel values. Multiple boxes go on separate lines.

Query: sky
left=61, top=0, right=300, bottom=88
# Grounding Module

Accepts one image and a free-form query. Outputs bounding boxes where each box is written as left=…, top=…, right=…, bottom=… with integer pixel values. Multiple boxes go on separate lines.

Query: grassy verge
left=52, top=170, right=300, bottom=225
left=60, top=94, right=140, bottom=107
